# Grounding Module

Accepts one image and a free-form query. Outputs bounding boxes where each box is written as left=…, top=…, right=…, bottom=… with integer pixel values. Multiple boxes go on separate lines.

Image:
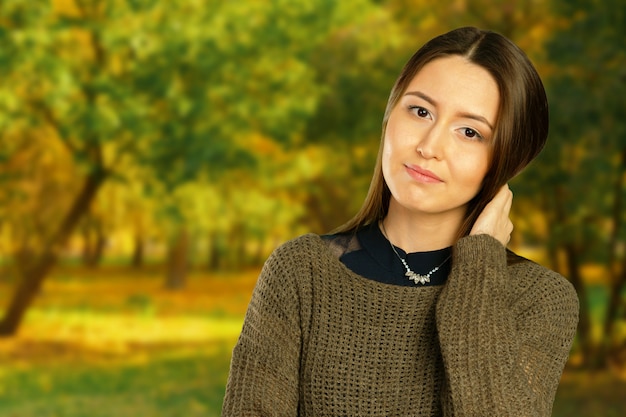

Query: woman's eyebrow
left=405, top=91, right=436, bottom=106
left=458, top=111, right=494, bottom=131
left=404, top=90, right=494, bottom=131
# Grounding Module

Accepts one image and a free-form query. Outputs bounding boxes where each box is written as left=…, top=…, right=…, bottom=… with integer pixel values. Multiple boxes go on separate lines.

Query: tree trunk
left=131, top=234, right=144, bottom=268
left=86, top=224, right=106, bottom=268
left=550, top=184, right=596, bottom=367
left=165, top=227, right=189, bottom=290
left=600, top=147, right=626, bottom=361
left=563, top=243, right=596, bottom=367
left=207, top=232, right=220, bottom=271
left=0, top=168, right=107, bottom=336
left=602, top=266, right=626, bottom=353
left=227, top=223, right=247, bottom=270
left=14, top=246, right=36, bottom=278
left=81, top=225, right=93, bottom=266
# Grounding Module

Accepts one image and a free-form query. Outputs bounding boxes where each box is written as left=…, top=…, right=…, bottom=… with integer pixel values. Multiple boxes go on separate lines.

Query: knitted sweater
left=222, top=233, right=579, bottom=416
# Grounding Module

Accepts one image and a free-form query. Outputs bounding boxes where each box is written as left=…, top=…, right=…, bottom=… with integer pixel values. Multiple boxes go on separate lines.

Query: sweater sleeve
left=436, top=234, right=579, bottom=417
left=222, top=241, right=304, bottom=416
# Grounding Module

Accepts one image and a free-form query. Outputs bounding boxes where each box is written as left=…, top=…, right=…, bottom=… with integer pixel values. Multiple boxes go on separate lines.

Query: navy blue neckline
left=331, top=223, right=452, bottom=287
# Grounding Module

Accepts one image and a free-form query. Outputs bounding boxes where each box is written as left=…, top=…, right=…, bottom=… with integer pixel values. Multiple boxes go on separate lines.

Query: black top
left=324, top=222, right=452, bottom=287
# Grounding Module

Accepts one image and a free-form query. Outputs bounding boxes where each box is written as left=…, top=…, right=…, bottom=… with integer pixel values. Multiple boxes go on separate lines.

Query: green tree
left=0, top=0, right=404, bottom=335
left=0, top=0, right=313, bottom=334
left=540, top=0, right=626, bottom=367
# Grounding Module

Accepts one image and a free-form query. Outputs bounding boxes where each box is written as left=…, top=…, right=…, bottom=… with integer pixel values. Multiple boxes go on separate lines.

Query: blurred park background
left=0, top=0, right=625, bottom=415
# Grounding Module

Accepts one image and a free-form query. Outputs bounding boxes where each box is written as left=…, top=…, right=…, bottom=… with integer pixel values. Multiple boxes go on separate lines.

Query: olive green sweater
left=222, top=233, right=578, bottom=416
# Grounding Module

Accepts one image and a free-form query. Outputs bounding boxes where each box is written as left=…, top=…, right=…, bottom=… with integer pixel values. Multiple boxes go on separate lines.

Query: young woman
left=222, top=27, right=579, bottom=416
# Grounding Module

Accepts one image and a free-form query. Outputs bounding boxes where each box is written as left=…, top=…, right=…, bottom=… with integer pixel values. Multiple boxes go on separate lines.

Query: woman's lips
left=404, top=164, right=443, bottom=183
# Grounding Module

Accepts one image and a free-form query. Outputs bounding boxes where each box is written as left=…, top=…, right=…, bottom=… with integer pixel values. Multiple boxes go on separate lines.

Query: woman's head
left=337, top=26, right=549, bottom=239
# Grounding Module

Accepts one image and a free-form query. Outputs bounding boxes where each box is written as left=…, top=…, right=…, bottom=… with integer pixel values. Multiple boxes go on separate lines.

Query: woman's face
left=382, top=55, right=499, bottom=222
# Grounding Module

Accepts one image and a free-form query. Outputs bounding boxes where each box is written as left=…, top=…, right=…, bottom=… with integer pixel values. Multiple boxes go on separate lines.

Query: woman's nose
left=416, top=125, right=445, bottom=160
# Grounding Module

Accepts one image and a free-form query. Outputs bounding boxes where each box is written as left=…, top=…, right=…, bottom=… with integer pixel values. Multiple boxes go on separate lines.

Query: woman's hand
left=470, top=184, right=514, bottom=246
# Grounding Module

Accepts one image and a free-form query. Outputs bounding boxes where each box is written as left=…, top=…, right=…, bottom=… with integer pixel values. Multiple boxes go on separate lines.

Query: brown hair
left=334, top=27, right=549, bottom=241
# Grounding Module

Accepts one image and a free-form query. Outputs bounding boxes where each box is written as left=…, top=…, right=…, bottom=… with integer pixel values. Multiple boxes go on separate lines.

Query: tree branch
left=28, top=98, right=80, bottom=156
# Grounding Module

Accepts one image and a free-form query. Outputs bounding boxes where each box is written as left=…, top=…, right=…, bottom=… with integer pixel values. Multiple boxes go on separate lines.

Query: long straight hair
left=334, top=27, right=549, bottom=243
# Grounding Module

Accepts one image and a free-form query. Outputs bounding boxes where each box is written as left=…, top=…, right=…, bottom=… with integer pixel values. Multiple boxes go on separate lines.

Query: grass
left=0, top=346, right=232, bottom=417
left=0, top=264, right=625, bottom=416
left=0, top=265, right=253, bottom=416
left=554, top=371, right=626, bottom=417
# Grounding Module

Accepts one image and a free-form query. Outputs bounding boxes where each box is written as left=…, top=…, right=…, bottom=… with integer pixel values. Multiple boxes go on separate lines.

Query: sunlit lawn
left=0, top=264, right=625, bottom=416
left=0, top=265, right=255, bottom=417
left=0, top=347, right=232, bottom=417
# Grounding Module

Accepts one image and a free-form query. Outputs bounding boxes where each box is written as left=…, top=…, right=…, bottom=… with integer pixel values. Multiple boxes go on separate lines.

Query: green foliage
left=0, top=0, right=624, bottom=350
left=533, top=0, right=626, bottom=262
left=0, top=0, right=620, bottom=248
left=0, top=350, right=231, bottom=417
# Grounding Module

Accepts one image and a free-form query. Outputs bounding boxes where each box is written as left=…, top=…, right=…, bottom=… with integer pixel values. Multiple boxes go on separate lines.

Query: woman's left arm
left=436, top=233, right=579, bottom=417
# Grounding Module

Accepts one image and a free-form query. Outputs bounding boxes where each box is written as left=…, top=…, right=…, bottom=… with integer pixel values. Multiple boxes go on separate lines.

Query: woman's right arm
left=222, top=243, right=303, bottom=416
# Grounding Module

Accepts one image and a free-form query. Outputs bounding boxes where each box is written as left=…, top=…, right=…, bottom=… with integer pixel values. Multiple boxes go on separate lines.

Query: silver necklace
left=380, top=222, right=451, bottom=285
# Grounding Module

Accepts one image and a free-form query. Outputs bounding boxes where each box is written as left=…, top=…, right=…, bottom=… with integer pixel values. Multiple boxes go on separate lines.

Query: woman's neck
left=382, top=201, right=463, bottom=252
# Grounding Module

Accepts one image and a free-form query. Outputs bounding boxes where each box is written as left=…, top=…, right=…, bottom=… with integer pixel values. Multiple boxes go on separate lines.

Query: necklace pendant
left=406, top=270, right=429, bottom=285
left=381, top=221, right=449, bottom=287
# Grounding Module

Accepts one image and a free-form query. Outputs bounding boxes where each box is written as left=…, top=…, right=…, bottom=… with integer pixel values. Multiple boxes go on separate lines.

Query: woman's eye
left=463, top=127, right=483, bottom=140
left=410, top=106, right=430, bottom=118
